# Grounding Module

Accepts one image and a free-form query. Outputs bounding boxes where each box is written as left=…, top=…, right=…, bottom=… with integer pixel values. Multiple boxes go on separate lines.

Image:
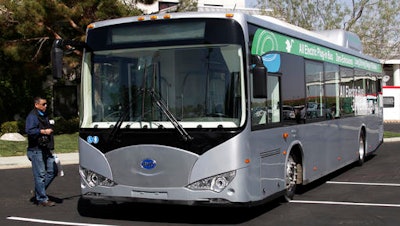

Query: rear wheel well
left=283, top=144, right=304, bottom=201
left=290, top=144, right=303, bottom=184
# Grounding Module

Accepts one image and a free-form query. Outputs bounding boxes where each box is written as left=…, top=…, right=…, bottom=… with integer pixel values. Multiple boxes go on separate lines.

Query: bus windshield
left=80, top=44, right=245, bottom=129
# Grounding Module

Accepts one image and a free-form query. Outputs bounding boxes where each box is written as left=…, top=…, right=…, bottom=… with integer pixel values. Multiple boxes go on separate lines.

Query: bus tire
left=77, top=197, right=104, bottom=217
left=357, top=132, right=366, bottom=166
left=284, top=153, right=301, bottom=201
left=78, top=197, right=117, bottom=217
left=77, top=197, right=94, bottom=216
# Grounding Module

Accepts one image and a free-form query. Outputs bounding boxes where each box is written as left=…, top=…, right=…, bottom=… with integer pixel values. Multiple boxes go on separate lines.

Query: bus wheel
left=77, top=197, right=102, bottom=217
left=284, top=154, right=301, bottom=201
left=357, top=132, right=366, bottom=166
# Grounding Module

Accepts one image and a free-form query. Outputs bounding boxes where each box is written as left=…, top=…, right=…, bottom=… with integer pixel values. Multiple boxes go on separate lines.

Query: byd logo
left=141, top=158, right=157, bottom=170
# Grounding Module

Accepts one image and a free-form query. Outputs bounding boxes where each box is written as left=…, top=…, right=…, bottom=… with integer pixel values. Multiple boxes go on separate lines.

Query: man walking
left=25, top=96, right=57, bottom=207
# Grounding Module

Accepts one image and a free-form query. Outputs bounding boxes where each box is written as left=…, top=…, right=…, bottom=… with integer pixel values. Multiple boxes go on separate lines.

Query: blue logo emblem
left=141, top=159, right=157, bottom=170
left=87, top=136, right=94, bottom=143
left=87, top=135, right=99, bottom=144
left=93, top=136, right=99, bottom=144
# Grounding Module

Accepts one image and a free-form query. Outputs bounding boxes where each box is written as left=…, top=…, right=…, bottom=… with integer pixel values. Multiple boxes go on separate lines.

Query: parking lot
left=0, top=139, right=399, bottom=226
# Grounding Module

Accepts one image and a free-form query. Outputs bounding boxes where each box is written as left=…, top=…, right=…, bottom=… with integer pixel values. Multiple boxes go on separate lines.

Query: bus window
left=279, top=53, right=306, bottom=125
left=305, top=60, right=325, bottom=120
left=325, top=63, right=340, bottom=119
left=340, top=67, right=354, bottom=117
left=267, top=75, right=281, bottom=123
left=92, top=61, right=122, bottom=122
left=251, top=74, right=280, bottom=126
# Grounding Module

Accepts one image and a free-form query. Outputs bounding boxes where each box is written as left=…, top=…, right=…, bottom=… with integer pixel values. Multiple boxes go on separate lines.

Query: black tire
left=284, top=154, right=302, bottom=201
left=357, top=132, right=366, bottom=166
left=78, top=197, right=118, bottom=217
left=77, top=197, right=97, bottom=217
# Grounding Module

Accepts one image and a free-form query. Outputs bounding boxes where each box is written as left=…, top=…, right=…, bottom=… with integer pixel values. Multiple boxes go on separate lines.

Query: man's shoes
left=39, top=201, right=55, bottom=207
left=30, top=196, right=38, bottom=205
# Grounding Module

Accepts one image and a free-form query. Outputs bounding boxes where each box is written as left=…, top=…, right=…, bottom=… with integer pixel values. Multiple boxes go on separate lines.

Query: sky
left=246, top=0, right=258, bottom=8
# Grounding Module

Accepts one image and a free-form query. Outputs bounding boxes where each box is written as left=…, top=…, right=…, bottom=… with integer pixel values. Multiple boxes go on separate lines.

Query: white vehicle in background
left=283, top=105, right=295, bottom=119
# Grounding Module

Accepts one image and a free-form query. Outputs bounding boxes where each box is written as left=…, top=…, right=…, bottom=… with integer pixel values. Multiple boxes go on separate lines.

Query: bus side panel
left=249, top=128, right=288, bottom=198
left=365, top=114, right=384, bottom=153
left=294, top=119, right=358, bottom=184
left=190, top=130, right=263, bottom=202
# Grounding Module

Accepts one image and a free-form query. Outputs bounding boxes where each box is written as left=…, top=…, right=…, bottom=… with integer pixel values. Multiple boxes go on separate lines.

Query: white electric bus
left=52, top=12, right=383, bottom=207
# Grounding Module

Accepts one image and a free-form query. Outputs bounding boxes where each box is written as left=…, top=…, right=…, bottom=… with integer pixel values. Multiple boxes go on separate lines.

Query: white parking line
left=290, top=200, right=400, bottom=208
left=7, top=216, right=118, bottom=226
left=326, top=181, right=400, bottom=187
left=290, top=181, right=400, bottom=208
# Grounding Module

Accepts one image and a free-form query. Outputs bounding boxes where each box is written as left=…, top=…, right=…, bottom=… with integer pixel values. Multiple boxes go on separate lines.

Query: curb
left=0, top=152, right=79, bottom=170
left=383, top=137, right=400, bottom=142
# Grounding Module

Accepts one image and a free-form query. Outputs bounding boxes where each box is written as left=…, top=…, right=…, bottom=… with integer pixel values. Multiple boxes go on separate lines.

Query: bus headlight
left=80, top=167, right=117, bottom=188
left=186, top=171, right=236, bottom=193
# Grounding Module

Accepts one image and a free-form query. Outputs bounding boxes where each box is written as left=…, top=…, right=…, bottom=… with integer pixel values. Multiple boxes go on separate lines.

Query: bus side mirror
left=51, top=39, right=64, bottom=79
left=252, top=55, right=268, bottom=98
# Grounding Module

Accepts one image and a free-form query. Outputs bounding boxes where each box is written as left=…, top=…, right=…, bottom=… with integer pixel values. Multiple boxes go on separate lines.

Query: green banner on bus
left=251, top=28, right=382, bottom=73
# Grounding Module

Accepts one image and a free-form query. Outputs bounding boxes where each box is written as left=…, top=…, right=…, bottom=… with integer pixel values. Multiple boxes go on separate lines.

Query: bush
left=1, top=121, right=19, bottom=133
left=17, top=120, right=25, bottom=134
left=1, top=117, right=79, bottom=135
left=54, top=117, right=79, bottom=134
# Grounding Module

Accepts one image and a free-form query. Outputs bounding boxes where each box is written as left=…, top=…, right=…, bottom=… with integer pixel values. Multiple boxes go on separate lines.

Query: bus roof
left=87, top=11, right=381, bottom=67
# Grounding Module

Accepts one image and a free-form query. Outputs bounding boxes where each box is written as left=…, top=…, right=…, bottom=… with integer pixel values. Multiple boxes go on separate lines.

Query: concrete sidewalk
left=0, top=152, right=79, bottom=170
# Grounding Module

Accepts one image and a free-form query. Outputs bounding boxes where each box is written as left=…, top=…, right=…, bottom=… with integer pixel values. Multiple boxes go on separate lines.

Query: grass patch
left=54, top=133, right=79, bottom=153
left=0, top=133, right=78, bottom=157
left=384, top=131, right=400, bottom=138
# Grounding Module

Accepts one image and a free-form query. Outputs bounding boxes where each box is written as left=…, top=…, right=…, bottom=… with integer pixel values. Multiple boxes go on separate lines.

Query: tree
left=177, top=0, right=198, bottom=12
left=120, top=0, right=197, bottom=12
left=0, top=0, right=143, bottom=124
left=257, top=0, right=348, bottom=30
left=257, top=0, right=400, bottom=59
left=347, top=0, right=400, bottom=59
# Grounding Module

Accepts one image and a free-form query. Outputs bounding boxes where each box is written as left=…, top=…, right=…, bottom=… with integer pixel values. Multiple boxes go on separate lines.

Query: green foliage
left=54, top=117, right=79, bottom=134
left=259, top=0, right=349, bottom=30
left=177, top=0, right=198, bottom=12
left=1, top=121, right=19, bottom=133
left=0, top=0, right=143, bottom=126
left=0, top=116, right=79, bottom=136
left=17, top=120, right=25, bottom=134
left=350, top=0, right=400, bottom=59
left=258, top=0, right=400, bottom=60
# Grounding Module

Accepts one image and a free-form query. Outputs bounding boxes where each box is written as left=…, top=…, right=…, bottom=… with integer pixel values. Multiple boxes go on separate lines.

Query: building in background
left=382, top=60, right=400, bottom=121
left=136, top=0, right=260, bottom=15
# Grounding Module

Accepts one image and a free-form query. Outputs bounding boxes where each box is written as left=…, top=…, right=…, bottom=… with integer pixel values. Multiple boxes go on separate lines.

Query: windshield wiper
left=148, top=88, right=193, bottom=142
left=107, top=87, right=144, bottom=143
left=107, top=104, right=130, bottom=143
